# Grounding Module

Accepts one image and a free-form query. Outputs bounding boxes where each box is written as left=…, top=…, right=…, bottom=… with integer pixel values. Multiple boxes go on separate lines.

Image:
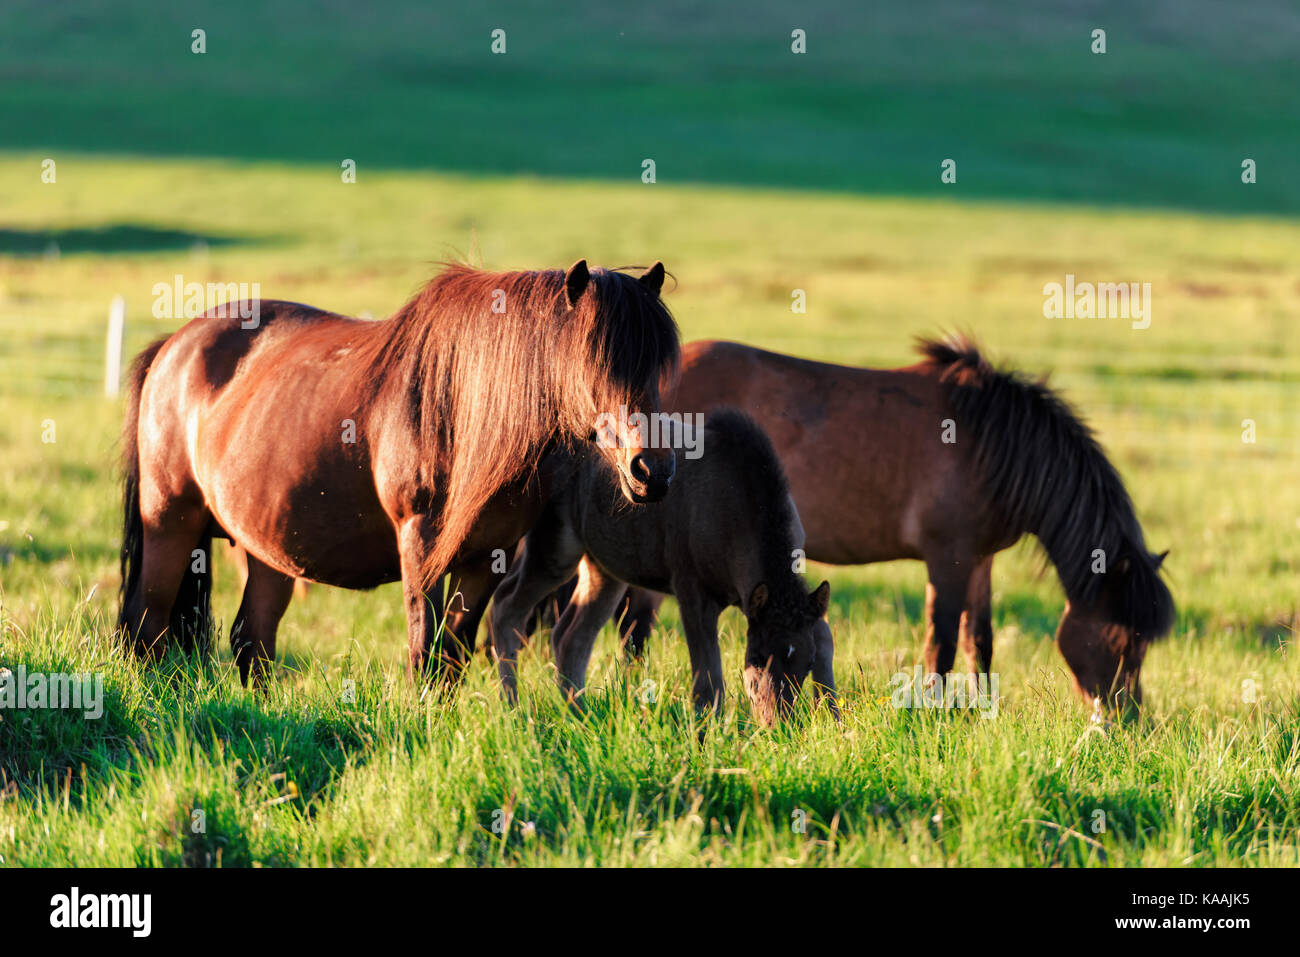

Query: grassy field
left=1, top=154, right=1297, bottom=866
left=1, top=0, right=1298, bottom=866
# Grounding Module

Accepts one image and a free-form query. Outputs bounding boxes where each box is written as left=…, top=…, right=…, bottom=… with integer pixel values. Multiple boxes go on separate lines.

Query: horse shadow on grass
left=129, top=660, right=381, bottom=866
left=0, top=652, right=139, bottom=800
left=180, top=693, right=372, bottom=807
left=0, top=637, right=387, bottom=824
left=0, top=224, right=274, bottom=257
left=821, top=574, right=1064, bottom=641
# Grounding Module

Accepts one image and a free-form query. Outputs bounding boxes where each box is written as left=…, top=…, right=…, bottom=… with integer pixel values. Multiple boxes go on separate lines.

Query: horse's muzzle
left=623, top=450, right=674, bottom=503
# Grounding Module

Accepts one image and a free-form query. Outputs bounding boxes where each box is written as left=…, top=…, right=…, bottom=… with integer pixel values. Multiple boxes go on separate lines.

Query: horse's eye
left=786, top=644, right=794, bottom=659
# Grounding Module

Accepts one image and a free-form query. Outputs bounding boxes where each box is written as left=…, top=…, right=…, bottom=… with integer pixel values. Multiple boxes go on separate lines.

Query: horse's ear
left=1154, top=549, right=1169, bottom=569
left=638, top=261, right=665, bottom=297
left=565, top=259, right=590, bottom=308
left=748, top=582, right=769, bottom=616
left=810, top=580, right=830, bottom=618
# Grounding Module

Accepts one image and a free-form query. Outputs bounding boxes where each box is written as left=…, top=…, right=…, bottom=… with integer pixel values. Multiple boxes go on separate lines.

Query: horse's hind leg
left=230, top=553, right=294, bottom=687
left=170, top=526, right=215, bottom=657
left=230, top=542, right=309, bottom=604
left=122, top=502, right=212, bottom=660
left=958, top=556, right=994, bottom=675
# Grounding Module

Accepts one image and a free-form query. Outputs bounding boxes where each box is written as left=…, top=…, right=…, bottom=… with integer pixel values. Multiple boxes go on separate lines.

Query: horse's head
left=1055, top=548, right=1174, bottom=717
left=742, top=579, right=831, bottom=726
left=573, top=260, right=679, bottom=504
left=591, top=393, right=677, bottom=504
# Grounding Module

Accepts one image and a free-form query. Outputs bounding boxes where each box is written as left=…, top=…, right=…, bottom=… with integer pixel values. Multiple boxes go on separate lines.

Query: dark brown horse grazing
left=618, top=336, right=1175, bottom=715
left=488, top=409, right=833, bottom=725
left=117, top=260, right=680, bottom=686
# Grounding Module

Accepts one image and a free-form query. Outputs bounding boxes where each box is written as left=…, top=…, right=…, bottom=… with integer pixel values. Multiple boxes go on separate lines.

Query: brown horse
left=617, top=336, right=1175, bottom=715
left=488, top=410, right=833, bottom=725
left=117, top=261, right=680, bottom=686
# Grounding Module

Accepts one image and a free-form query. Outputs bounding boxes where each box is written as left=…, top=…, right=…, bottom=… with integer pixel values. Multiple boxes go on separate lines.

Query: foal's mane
left=702, top=409, right=805, bottom=602
left=918, top=334, right=1174, bottom=640
left=357, top=262, right=679, bottom=586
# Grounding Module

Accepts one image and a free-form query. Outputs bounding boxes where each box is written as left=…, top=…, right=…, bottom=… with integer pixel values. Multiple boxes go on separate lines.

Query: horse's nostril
left=630, top=453, right=652, bottom=483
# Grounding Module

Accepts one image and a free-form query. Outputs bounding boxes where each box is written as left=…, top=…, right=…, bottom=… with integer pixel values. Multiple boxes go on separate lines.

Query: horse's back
left=136, top=300, right=402, bottom=587
left=667, top=340, right=971, bottom=564
left=155, top=300, right=356, bottom=386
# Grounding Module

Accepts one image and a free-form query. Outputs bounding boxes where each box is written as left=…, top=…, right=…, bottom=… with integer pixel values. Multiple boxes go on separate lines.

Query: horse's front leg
left=397, top=514, right=460, bottom=689
left=811, top=618, right=840, bottom=721
left=922, top=558, right=970, bottom=682
left=672, top=579, right=725, bottom=716
left=552, top=559, right=630, bottom=706
left=958, top=555, right=995, bottom=676
left=231, top=552, right=294, bottom=688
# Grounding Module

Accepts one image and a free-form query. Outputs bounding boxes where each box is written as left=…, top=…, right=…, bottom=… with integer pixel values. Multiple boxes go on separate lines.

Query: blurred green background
left=5, top=0, right=1300, bottom=214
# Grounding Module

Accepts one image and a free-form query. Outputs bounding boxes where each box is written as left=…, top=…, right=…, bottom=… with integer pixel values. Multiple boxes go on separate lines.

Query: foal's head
left=742, top=580, right=831, bottom=727
left=1054, top=548, right=1173, bottom=716
left=699, top=409, right=833, bottom=726
left=576, top=260, right=679, bottom=504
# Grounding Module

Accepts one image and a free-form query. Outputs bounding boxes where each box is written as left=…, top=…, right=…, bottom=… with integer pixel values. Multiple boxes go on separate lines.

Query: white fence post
left=105, top=295, right=125, bottom=398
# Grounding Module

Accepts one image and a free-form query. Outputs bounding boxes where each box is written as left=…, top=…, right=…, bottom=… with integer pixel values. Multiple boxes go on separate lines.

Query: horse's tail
left=117, top=336, right=170, bottom=637
left=917, top=334, right=1175, bottom=641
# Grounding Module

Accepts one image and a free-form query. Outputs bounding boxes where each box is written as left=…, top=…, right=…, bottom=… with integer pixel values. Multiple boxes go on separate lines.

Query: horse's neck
left=714, top=505, right=774, bottom=609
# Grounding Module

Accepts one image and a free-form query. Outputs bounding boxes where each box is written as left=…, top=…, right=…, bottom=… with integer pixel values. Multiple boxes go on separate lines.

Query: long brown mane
left=355, top=263, right=680, bottom=586
left=918, top=334, right=1174, bottom=641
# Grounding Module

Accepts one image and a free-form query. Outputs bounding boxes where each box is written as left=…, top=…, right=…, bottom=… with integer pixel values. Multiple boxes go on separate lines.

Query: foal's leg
left=424, top=556, right=499, bottom=683
left=672, top=579, right=725, bottom=715
left=230, top=553, right=295, bottom=687
left=921, top=560, right=969, bottom=682
left=522, top=577, right=575, bottom=644
left=958, top=556, right=995, bottom=675
left=121, top=500, right=212, bottom=660
left=553, top=559, right=630, bottom=704
left=487, top=521, right=583, bottom=702
left=616, top=587, right=664, bottom=660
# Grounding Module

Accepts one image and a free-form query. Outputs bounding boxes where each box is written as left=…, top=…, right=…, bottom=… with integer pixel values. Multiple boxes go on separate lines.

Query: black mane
left=918, top=334, right=1174, bottom=640
left=703, top=409, right=806, bottom=604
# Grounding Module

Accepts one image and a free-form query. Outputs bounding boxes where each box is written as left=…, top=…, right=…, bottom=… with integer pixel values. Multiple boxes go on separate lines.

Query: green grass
left=3, top=611, right=1298, bottom=867
left=1, top=152, right=1297, bottom=866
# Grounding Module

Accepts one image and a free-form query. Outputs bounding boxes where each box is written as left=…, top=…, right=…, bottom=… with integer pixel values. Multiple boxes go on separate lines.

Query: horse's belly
left=289, top=533, right=400, bottom=589
left=196, top=413, right=400, bottom=588
left=775, top=438, right=921, bottom=565
left=210, top=473, right=401, bottom=588
left=796, top=500, right=918, bottom=565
